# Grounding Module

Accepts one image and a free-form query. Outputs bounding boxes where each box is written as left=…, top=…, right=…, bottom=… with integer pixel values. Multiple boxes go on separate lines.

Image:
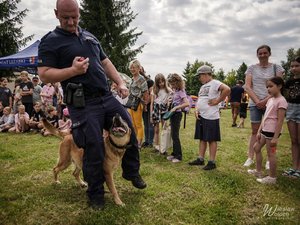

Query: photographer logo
left=263, top=204, right=295, bottom=219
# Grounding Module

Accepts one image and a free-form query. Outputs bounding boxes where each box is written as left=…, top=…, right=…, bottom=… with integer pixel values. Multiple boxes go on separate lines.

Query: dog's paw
left=54, top=180, right=61, bottom=185
left=116, top=201, right=125, bottom=207
left=114, top=197, right=125, bottom=206
left=80, top=182, right=88, bottom=188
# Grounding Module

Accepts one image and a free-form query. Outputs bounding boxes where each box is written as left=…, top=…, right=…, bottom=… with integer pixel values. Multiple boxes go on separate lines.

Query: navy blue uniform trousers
left=68, top=93, right=140, bottom=200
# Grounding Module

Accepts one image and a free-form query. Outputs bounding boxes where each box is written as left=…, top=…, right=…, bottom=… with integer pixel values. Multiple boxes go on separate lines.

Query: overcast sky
left=18, top=0, right=300, bottom=77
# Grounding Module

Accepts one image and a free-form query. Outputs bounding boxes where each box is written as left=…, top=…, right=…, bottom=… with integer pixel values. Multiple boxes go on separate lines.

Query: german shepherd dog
left=42, top=113, right=131, bottom=205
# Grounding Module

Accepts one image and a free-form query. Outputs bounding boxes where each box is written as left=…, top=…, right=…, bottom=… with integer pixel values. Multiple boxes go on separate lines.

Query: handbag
left=125, top=94, right=141, bottom=111
left=162, top=111, right=175, bottom=120
left=160, top=122, right=172, bottom=154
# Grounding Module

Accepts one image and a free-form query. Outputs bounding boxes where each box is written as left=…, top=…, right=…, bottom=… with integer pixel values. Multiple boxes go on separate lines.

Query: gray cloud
left=16, top=0, right=300, bottom=77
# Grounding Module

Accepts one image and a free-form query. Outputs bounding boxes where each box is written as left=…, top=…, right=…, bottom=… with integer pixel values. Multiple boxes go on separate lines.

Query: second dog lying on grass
left=42, top=113, right=131, bottom=206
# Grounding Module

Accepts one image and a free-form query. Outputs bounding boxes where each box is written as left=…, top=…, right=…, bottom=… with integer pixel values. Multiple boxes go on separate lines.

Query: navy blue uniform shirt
left=38, top=26, right=109, bottom=95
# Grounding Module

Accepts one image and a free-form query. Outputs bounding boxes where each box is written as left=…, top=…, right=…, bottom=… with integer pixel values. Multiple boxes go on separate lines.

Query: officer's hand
left=117, top=83, right=129, bottom=99
left=72, top=57, right=89, bottom=75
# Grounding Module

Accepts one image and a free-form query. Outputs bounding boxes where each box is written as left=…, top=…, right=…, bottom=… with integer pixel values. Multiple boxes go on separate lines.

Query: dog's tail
left=42, top=118, right=65, bottom=139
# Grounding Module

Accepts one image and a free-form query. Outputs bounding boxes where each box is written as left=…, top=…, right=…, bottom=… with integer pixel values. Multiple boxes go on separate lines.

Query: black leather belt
left=84, top=91, right=103, bottom=99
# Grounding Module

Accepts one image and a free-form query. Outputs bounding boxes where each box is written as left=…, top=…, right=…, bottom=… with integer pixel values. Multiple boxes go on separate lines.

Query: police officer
left=38, top=0, right=146, bottom=210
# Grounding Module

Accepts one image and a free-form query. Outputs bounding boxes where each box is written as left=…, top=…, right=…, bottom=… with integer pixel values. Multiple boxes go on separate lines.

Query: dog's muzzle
left=110, top=113, right=128, bottom=137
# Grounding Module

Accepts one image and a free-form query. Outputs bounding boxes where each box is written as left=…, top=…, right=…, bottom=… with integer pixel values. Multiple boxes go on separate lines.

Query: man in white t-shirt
left=189, top=65, right=230, bottom=170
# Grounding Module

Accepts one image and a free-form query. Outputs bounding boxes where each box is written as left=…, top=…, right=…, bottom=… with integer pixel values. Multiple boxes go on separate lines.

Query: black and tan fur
left=42, top=113, right=131, bottom=206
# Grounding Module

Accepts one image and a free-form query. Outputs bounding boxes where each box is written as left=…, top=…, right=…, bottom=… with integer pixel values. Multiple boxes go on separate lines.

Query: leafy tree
left=214, top=68, right=225, bottom=82
left=281, top=48, right=300, bottom=80
left=236, top=62, right=247, bottom=82
left=0, top=0, right=33, bottom=77
left=224, top=69, right=237, bottom=87
left=80, top=0, right=145, bottom=75
left=183, top=60, right=213, bottom=95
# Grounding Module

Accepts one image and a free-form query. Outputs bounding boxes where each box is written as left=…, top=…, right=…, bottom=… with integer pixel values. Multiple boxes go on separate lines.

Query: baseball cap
left=195, top=65, right=212, bottom=76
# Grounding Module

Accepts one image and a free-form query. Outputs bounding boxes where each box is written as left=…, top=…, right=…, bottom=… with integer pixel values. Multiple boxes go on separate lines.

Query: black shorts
left=194, top=116, right=221, bottom=141
left=261, top=130, right=281, bottom=139
left=239, top=111, right=247, bottom=118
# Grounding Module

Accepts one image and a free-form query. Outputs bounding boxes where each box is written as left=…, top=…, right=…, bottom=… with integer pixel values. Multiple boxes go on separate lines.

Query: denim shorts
left=286, top=103, right=300, bottom=123
left=249, top=106, right=265, bottom=123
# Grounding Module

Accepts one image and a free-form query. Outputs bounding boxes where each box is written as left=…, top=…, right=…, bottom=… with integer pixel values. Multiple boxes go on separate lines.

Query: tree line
left=183, top=47, right=300, bottom=96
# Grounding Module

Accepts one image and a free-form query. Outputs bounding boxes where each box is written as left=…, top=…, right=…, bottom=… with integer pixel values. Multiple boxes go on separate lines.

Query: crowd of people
left=1, top=48, right=300, bottom=186
left=0, top=72, right=71, bottom=135
left=119, top=50, right=300, bottom=186
left=1, top=0, right=299, bottom=210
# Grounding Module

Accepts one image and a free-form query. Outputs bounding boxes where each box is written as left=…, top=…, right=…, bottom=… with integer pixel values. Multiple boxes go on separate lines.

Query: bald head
left=56, top=0, right=79, bottom=11
left=55, top=0, right=80, bottom=34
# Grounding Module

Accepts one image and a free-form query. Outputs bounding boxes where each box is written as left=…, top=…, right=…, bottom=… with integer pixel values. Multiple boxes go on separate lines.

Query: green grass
left=0, top=109, right=299, bottom=225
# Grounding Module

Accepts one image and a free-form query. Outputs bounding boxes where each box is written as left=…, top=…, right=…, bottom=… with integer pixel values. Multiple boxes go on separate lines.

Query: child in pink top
left=11, top=104, right=30, bottom=133
left=248, top=77, right=288, bottom=184
left=40, top=83, right=55, bottom=110
left=58, top=107, right=72, bottom=135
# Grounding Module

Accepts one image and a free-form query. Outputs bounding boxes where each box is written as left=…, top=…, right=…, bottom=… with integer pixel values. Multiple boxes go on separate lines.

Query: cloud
left=130, top=0, right=300, bottom=76
left=17, top=0, right=300, bottom=77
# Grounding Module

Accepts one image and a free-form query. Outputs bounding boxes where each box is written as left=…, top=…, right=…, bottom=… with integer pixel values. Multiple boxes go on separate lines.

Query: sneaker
left=153, top=145, right=160, bottom=152
left=141, top=142, right=149, bottom=148
left=256, top=176, right=276, bottom=184
left=231, top=123, right=237, bottom=127
left=188, top=158, right=204, bottom=166
left=167, top=155, right=175, bottom=161
left=291, top=170, right=300, bottom=179
left=172, top=158, right=181, bottom=163
left=203, top=161, right=216, bottom=170
left=247, top=169, right=263, bottom=178
left=282, top=168, right=295, bottom=177
left=122, top=175, right=147, bottom=189
left=243, top=158, right=254, bottom=167
left=265, top=161, right=270, bottom=170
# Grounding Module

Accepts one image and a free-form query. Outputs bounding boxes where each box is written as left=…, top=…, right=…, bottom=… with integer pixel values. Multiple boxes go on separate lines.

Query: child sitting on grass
left=10, top=104, right=30, bottom=133
left=58, top=107, right=72, bottom=135
left=0, top=107, right=14, bottom=132
left=247, top=77, right=287, bottom=184
left=29, top=102, right=45, bottom=132
left=42, top=106, right=59, bottom=136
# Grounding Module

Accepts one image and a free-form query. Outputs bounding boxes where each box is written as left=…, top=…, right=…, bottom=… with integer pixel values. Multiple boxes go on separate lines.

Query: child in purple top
left=165, top=73, right=189, bottom=163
